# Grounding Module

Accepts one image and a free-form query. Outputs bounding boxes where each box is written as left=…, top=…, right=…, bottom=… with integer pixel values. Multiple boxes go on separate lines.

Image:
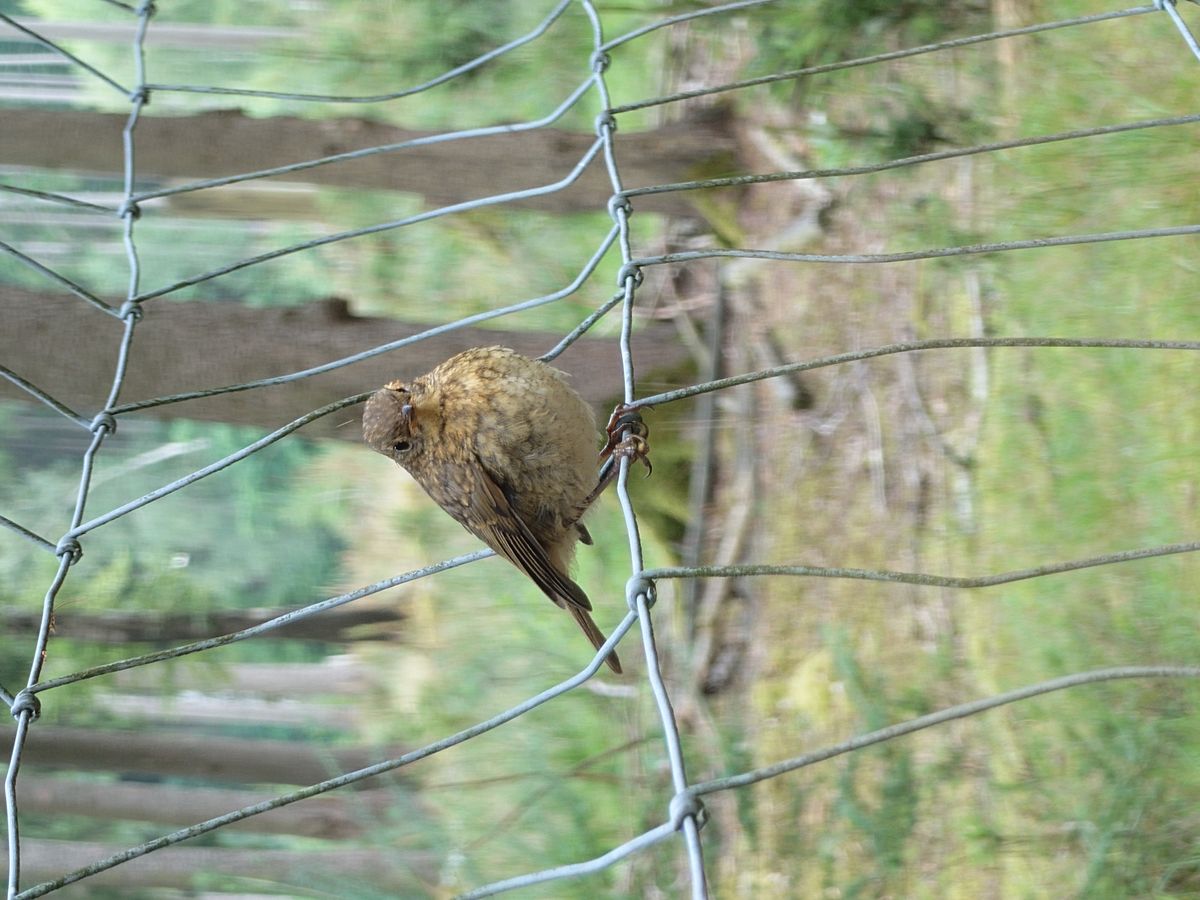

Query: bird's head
left=362, top=380, right=426, bottom=464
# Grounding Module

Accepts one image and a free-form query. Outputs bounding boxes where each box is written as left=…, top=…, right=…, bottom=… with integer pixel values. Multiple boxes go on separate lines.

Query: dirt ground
left=641, top=18, right=1004, bottom=893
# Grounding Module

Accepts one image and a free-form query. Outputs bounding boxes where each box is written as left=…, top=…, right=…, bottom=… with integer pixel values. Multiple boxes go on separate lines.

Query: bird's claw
left=599, top=405, right=652, bottom=477
left=577, top=406, right=652, bottom=516
left=616, top=433, right=652, bottom=476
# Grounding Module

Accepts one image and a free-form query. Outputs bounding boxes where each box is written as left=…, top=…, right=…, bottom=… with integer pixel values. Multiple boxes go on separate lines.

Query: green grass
left=928, top=6, right=1199, bottom=896
left=721, top=2, right=1200, bottom=896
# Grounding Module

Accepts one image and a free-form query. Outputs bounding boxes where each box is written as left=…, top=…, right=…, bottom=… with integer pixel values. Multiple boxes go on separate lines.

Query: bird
left=362, top=346, right=622, bottom=673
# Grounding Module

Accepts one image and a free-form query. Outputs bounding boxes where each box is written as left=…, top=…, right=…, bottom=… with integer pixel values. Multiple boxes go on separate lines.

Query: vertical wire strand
left=4, top=4, right=155, bottom=896
left=581, top=1, right=709, bottom=896
left=4, top=713, right=33, bottom=899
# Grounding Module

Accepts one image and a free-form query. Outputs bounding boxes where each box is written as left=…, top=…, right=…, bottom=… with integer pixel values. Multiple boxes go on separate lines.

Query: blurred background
left=2, top=1, right=1199, bottom=897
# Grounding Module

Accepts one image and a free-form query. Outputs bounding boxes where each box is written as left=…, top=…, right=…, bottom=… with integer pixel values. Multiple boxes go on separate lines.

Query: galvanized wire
left=1159, top=0, right=1200, bottom=59
left=685, top=666, right=1200, bottom=799
left=629, top=224, right=1200, bottom=269
left=27, top=549, right=496, bottom=697
left=0, top=240, right=118, bottom=315
left=608, top=5, right=1162, bottom=114
left=628, top=337, right=1200, bottom=410
left=141, top=0, right=575, bottom=103
left=0, top=184, right=114, bottom=214
left=0, top=12, right=130, bottom=95
left=0, top=516, right=55, bottom=555
left=620, top=113, right=1200, bottom=198
left=110, top=225, right=620, bottom=415
left=129, top=74, right=602, bottom=205
left=2, top=1, right=1198, bottom=897
left=0, top=366, right=90, bottom=427
left=132, top=138, right=606, bottom=303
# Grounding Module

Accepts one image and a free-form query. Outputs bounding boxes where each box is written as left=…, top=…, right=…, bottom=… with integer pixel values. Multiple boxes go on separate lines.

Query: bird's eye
left=392, top=440, right=412, bottom=454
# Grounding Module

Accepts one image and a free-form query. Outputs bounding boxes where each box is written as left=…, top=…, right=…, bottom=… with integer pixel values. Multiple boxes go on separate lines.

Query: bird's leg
left=573, top=405, right=652, bottom=520
left=600, top=406, right=652, bottom=472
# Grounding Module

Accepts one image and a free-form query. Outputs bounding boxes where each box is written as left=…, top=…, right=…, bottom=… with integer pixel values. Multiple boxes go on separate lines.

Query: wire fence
left=2, top=0, right=1199, bottom=897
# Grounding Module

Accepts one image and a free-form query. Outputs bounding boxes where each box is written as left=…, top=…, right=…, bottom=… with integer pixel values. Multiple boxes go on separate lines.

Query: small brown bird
left=362, top=346, right=622, bottom=673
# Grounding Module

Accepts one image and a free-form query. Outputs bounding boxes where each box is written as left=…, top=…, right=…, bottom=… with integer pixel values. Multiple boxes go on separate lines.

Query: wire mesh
left=2, top=1, right=1199, bottom=897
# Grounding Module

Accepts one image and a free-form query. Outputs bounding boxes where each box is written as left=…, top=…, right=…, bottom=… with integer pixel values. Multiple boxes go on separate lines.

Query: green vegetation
left=733, top=2, right=1200, bottom=897
left=967, top=11, right=1197, bottom=897
left=0, top=413, right=348, bottom=687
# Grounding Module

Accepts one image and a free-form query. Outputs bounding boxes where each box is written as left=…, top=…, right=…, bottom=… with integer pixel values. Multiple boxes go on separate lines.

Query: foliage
left=741, top=1, right=990, bottom=161
left=965, top=13, right=1200, bottom=894
left=736, top=1, right=1200, bottom=896
left=16, top=0, right=661, bottom=127
left=0, top=407, right=349, bottom=686
left=746, top=0, right=987, bottom=85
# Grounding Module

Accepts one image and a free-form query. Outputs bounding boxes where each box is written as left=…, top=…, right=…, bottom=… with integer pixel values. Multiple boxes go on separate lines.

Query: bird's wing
left=466, top=458, right=593, bottom=612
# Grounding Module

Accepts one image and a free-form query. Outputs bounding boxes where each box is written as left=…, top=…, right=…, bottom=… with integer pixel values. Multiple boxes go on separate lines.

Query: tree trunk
left=0, top=603, right=404, bottom=644
left=14, top=777, right=390, bottom=839
left=110, top=657, right=368, bottom=695
left=4, top=16, right=298, bottom=50
left=0, top=286, right=690, bottom=439
left=1, top=726, right=406, bottom=786
left=93, top=690, right=364, bottom=729
left=4, top=838, right=434, bottom=893
left=0, top=107, right=733, bottom=216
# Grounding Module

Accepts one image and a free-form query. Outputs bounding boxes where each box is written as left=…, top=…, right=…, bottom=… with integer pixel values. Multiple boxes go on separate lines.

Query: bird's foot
left=599, top=404, right=652, bottom=476
left=575, top=406, right=653, bottom=519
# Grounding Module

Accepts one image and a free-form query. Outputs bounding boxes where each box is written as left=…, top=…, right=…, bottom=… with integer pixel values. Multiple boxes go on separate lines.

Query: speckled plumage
left=362, top=346, right=621, bottom=673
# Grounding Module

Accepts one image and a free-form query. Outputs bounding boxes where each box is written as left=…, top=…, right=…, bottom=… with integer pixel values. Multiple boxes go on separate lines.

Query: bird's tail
left=568, top=605, right=623, bottom=674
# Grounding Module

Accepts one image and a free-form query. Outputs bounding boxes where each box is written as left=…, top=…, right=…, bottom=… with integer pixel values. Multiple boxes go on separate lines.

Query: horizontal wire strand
left=0, top=183, right=116, bottom=213
left=142, top=0, right=573, bottom=102
left=0, top=240, right=119, bottom=316
left=629, top=337, right=1200, bottom=409
left=0, top=366, right=91, bottom=427
left=0, top=516, right=56, bottom=555
left=610, top=6, right=1158, bottom=113
left=629, top=224, right=1200, bottom=269
left=17, top=612, right=641, bottom=899
left=110, top=225, right=619, bottom=414
left=130, top=74, right=601, bottom=204
left=621, top=114, right=1200, bottom=197
left=688, top=667, right=1200, bottom=798
left=132, top=138, right=605, bottom=302
left=0, top=13, right=130, bottom=95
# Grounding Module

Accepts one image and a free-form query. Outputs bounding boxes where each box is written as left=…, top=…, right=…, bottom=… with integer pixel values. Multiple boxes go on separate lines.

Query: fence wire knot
left=54, top=536, right=83, bottom=564
left=118, top=200, right=141, bottom=220
left=607, top=194, right=633, bottom=219
left=626, top=574, right=656, bottom=613
left=90, top=411, right=118, bottom=436
left=668, top=789, right=706, bottom=831
left=11, top=690, right=41, bottom=722
left=616, top=261, right=643, bottom=289
left=594, top=110, right=617, bottom=136
left=590, top=50, right=611, bottom=73
left=119, top=299, right=144, bottom=322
